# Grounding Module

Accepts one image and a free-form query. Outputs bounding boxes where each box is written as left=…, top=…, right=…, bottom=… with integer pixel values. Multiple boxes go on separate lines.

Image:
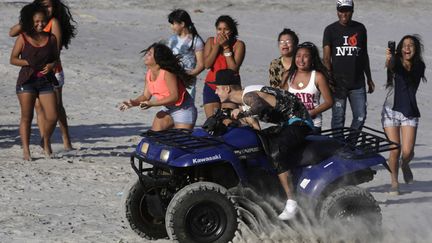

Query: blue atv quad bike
left=125, top=109, right=397, bottom=242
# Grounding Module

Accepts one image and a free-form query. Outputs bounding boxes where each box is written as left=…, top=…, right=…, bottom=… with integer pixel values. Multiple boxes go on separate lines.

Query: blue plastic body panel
left=294, top=154, right=386, bottom=198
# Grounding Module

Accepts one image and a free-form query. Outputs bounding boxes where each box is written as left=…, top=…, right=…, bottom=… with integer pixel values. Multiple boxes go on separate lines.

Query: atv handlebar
left=202, top=108, right=242, bottom=136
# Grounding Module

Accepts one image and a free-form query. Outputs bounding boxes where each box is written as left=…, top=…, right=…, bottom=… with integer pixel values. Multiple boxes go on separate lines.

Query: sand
left=1, top=0, right=431, bottom=242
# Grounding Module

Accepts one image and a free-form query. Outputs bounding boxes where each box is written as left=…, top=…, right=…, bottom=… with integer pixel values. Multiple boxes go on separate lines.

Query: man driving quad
left=212, top=69, right=313, bottom=220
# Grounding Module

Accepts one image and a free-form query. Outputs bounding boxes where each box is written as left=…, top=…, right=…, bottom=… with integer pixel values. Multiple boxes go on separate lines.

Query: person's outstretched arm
left=9, top=23, right=22, bottom=37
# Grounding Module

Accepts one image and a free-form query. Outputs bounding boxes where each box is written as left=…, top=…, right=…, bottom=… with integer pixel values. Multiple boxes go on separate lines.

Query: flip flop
left=389, top=186, right=400, bottom=196
left=401, top=165, right=414, bottom=184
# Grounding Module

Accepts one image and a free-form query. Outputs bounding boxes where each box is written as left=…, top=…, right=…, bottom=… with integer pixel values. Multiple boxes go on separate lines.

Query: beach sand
left=1, top=0, right=431, bottom=242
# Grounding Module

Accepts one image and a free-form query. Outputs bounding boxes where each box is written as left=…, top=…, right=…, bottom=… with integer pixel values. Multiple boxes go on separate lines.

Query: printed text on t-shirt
left=336, top=33, right=361, bottom=57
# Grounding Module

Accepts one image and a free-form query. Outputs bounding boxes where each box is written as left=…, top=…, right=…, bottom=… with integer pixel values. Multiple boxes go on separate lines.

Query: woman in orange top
left=120, top=43, right=197, bottom=131
left=9, top=0, right=77, bottom=150
left=203, top=15, right=246, bottom=118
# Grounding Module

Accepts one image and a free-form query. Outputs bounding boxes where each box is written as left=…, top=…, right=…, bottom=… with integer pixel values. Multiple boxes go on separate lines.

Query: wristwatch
left=223, top=52, right=233, bottom=57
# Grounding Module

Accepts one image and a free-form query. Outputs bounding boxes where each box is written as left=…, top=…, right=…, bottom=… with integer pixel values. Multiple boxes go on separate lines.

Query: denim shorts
left=381, top=106, right=419, bottom=127
left=16, top=77, right=54, bottom=94
left=203, top=83, right=220, bottom=105
left=161, top=96, right=197, bottom=125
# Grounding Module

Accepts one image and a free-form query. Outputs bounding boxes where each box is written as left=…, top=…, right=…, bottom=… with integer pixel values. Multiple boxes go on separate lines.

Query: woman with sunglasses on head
left=167, top=9, right=205, bottom=101
left=10, top=0, right=77, bottom=151
left=269, top=28, right=299, bottom=88
left=119, top=43, right=197, bottom=131
left=282, top=42, right=333, bottom=134
left=203, top=15, right=246, bottom=118
left=10, top=2, right=59, bottom=160
left=382, top=35, right=427, bottom=195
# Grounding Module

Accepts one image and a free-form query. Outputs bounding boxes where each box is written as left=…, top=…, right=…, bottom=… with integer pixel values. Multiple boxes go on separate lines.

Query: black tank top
left=17, top=33, right=58, bottom=85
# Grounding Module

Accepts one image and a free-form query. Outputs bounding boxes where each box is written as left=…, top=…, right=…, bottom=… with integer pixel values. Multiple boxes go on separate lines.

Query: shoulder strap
left=310, top=70, right=316, bottom=86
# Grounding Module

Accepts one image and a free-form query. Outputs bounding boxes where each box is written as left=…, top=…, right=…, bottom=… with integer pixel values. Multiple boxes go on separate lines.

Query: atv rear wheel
left=125, top=180, right=168, bottom=239
left=319, top=185, right=382, bottom=241
left=165, top=182, right=238, bottom=243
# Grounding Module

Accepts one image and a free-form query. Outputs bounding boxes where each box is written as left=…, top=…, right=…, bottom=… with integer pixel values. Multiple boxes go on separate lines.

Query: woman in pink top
left=120, top=43, right=197, bottom=131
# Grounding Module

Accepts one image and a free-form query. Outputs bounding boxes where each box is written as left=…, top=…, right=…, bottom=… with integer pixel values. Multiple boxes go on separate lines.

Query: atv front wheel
left=165, top=182, right=238, bottom=243
left=319, top=185, right=382, bottom=240
left=125, top=180, right=168, bottom=239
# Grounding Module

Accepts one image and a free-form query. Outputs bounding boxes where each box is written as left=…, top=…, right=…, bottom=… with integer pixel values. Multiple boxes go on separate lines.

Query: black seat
left=294, top=135, right=343, bottom=167
left=257, top=128, right=343, bottom=168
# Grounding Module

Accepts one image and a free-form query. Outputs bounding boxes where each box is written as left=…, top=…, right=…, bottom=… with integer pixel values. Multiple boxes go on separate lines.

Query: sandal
left=389, top=186, right=400, bottom=196
left=401, top=164, right=414, bottom=184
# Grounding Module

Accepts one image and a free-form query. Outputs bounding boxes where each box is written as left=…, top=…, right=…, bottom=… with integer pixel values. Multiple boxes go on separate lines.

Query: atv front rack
left=320, top=126, right=399, bottom=158
left=141, top=129, right=223, bottom=151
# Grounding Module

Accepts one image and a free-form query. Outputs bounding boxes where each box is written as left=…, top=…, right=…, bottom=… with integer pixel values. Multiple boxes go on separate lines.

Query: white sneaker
left=278, top=199, right=298, bottom=220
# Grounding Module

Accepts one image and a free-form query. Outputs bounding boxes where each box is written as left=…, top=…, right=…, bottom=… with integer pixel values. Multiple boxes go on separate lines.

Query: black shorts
left=258, top=124, right=311, bottom=174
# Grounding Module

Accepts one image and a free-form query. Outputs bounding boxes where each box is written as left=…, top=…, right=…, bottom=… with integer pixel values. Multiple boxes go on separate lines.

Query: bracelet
left=223, top=52, right=233, bottom=57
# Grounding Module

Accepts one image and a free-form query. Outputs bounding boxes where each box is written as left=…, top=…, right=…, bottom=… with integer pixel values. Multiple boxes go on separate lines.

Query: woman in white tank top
left=282, top=42, right=333, bottom=133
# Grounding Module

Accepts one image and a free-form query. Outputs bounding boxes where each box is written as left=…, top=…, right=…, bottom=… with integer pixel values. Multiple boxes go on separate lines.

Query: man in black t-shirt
left=323, top=0, right=375, bottom=130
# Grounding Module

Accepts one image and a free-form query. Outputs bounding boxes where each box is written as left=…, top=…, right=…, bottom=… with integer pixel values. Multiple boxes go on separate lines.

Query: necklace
left=298, top=82, right=304, bottom=88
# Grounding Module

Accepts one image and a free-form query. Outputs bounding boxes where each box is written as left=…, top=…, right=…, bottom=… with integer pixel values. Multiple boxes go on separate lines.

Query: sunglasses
left=297, top=42, right=316, bottom=48
left=278, top=40, right=293, bottom=45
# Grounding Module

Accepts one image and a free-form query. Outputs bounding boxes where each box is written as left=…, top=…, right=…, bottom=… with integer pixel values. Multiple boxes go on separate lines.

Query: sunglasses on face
left=278, top=40, right=293, bottom=45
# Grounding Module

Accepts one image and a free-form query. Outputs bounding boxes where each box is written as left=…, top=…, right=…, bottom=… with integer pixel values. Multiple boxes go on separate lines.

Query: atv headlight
left=140, top=142, right=149, bottom=154
left=160, top=149, right=170, bottom=162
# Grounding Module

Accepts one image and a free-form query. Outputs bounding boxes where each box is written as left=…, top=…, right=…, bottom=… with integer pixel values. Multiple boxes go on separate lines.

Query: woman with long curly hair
left=119, top=43, right=197, bottom=131
left=10, top=3, right=59, bottom=160
left=10, top=0, right=77, bottom=150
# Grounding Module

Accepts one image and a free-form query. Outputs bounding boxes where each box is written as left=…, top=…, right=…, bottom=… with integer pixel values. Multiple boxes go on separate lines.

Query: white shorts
left=161, top=97, right=197, bottom=125
left=381, top=106, right=419, bottom=127
left=54, top=71, right=65, bottom=88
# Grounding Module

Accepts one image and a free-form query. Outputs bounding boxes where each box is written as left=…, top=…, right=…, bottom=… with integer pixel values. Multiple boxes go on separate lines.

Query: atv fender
left=295, top=154, right=386, bottom=200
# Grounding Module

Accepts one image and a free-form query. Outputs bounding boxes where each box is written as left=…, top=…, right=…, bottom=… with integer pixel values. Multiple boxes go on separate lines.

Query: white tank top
left=288, top=71, right=322, bottom=127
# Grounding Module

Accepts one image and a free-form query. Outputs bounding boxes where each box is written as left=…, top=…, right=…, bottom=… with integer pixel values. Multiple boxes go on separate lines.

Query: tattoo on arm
left=242, top=92, right=271, bottom=116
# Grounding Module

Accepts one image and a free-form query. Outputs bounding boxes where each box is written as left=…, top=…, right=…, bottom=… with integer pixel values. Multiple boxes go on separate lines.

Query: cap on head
left=214, top=69, right=241, bottom=86
left=337, top=0, right=354, bottom=12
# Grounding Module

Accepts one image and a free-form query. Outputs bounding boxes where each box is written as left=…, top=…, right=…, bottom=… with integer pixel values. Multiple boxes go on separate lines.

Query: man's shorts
left=203, top=83, right=220, bottom=105
left=381, top=106, right=419, bottom=127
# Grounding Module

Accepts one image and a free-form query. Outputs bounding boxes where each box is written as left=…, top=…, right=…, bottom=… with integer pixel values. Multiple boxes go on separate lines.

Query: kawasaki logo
left=192, top=154, right=222, bottom=164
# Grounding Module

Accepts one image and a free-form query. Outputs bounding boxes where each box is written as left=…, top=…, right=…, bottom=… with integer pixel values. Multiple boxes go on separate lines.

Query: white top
left=167, top=34, right=204, bottom=71
left=288, top=71, right=322, bottom=127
